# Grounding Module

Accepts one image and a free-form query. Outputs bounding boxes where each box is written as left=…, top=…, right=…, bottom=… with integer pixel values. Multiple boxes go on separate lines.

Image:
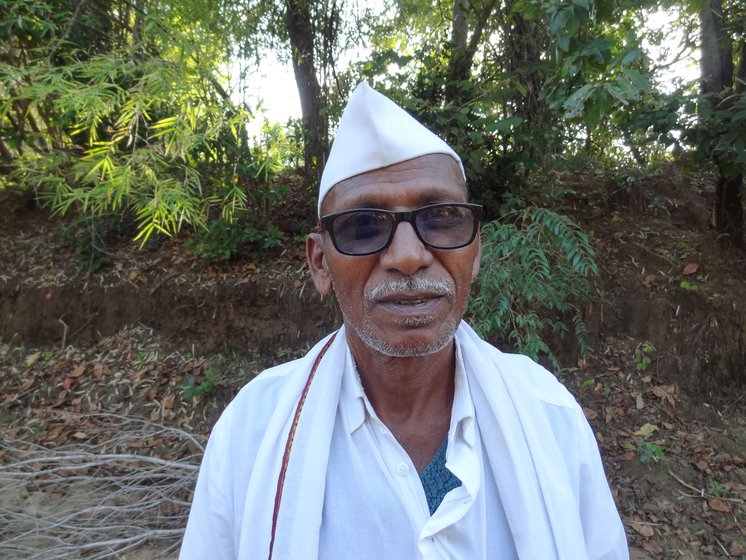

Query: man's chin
left=358, top=322, right=458, bottom=358
left=391, top=314, right=437, bottom=329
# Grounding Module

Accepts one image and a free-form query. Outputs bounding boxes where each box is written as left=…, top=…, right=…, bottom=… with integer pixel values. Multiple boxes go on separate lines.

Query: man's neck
left=349, top=336, right=456, bottom=471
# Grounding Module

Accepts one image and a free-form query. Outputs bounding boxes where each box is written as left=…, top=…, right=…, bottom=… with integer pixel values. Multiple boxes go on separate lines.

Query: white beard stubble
left=335, top=276, right=460, bottom=358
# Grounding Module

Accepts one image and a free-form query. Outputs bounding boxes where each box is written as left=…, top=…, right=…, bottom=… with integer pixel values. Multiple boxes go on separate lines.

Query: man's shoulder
left=203, top=332, right=342, bottom=470
left=494, top=350, right=576, bottom=407
left=207, top=347, right=320, bottom=449
left=222, top=332, right=339, bottom=416
left=461, top=329, right=577, bottom=410
left=231, top=352, right=313, bottom=406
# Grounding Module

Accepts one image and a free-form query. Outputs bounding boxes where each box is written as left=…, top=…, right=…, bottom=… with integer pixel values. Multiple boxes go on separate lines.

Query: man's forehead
left=321, top=154, right=466, bottom=214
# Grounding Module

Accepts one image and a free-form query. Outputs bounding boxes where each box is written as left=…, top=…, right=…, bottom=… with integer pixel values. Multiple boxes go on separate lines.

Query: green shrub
left=634, top=341, right=654, bottom=372
left=58, top=214, right=126, bottom=272
left=180, top=369, right=219, bottom=398
left=636, top=439, right=664, bottom=464
left=468, top=206, right=598, bottom=368
left=187, top=217, right=284, bottom=263
left=679, top=280, right=698, bottom=292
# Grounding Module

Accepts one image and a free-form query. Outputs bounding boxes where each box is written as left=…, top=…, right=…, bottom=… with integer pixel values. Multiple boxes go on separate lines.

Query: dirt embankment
left=1, top=276, right=337, bottom=360
left=0, top=200, right=339, bottom=364
left=1, top=170, right=745, bottom=559
left=564, top=168, right=746, bottom=399
left=2, top=170, right=745, bottom=399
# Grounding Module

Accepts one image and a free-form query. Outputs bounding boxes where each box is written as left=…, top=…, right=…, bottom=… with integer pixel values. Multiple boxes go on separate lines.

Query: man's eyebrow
left=344, top=197, right=383, bottom=209
left=343, top=191, right=466, bottom=210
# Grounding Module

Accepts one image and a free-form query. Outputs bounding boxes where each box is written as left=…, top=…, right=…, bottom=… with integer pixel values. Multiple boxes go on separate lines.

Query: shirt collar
left=450, top=339, right=476, bottom=448
left=338, top=340, right=475, bottom=446
left=339, top=345, right=368, bottom=434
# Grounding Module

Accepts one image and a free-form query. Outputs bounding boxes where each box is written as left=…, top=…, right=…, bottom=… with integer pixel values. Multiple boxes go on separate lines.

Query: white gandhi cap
left=317, top=83, right=465, bottom=216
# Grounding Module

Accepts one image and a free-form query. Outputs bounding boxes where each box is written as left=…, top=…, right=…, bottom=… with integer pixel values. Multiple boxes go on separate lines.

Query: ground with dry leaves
left=0, top=168, right=744, bottom=559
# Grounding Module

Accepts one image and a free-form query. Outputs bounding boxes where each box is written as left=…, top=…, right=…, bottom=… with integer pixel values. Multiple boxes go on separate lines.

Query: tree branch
left=47, top=0, right=88, bottom=63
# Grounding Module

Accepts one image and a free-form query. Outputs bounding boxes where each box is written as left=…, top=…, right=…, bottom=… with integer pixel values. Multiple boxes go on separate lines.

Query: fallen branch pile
left=0, top=413, right=203, bottom=559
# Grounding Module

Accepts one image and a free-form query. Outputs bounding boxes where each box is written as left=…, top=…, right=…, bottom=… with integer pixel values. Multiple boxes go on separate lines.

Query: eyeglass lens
left=328, top=204, right=479, bottom=255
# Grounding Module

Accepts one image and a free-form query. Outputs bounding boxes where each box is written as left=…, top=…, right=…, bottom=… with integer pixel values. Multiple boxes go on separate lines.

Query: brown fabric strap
left=268, top=332, right=338, bottom=560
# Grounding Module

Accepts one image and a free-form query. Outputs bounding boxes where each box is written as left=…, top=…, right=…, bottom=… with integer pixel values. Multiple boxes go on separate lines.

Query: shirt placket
left=418, top=348, right=481, bottom=559
left=367, top=416, right=432, bottom=527
left=346, top=346, right=482, bottom=559
left=417, top=420, right=481, bottom=558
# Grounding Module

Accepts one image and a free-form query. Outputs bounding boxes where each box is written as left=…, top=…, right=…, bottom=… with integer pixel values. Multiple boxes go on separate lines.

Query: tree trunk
left=132, top=0, right=144, bottom=46
left=736, top=41, right=746, bottom=94
left=715, top=172, right=744, bottom=247
left=496, top=1, right=552, bottom=154
left=448, top=0, right=469, bottom=84
left=285, top=0, right=327, bottom=186
left=445, top=0, right=497, bottom=104
left=699, top=0, right=743, bottom=248
left=699, top=0, right=729, bottom=95
left=0, top=137, right=13, bottom=163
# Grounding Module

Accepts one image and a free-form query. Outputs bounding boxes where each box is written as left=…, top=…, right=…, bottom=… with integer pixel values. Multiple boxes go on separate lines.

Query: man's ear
left=471, top=230, right=481, bottom=279
left=307, top=232, right=333, bottom=296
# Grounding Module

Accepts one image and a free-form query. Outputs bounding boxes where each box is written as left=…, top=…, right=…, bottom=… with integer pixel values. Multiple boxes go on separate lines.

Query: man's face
left=307, top=154, right=480, bottom=358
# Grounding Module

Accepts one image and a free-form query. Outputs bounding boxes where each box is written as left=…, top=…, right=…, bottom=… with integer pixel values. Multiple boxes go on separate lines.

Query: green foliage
left=0, top=0, right=287, bottom=247
left=636, top=438, right=664, bottom=464
left=188, top=217, right=284, bottom=263
left=353, top=3, right=550, bottom=205
left=686, top=91, right=746, bottom=173
left=58, top=214, right=125, bottom=272
left=707, top=477, right=727, bottom=498
left=5, top=50, right=255, bottom=244
left=180, top=369, right=218, bottom=398
left=468, top=205, right=598, bottom=368
left=580, top=377, right=595, bottom=390
left=541, top=0, right=662, bottom=162
left=406, top=80, right=527, bottom=206
left=356, top=0, right=684, bottom=205
left=679, top=280, right=698, bottom=292
left=188, top=218, right=251, bottom=263
left=3, top=0, right=736, bottom=254
left=634, top=341, right=654, bottom=372
left=624, top=83, right=746, bottom=182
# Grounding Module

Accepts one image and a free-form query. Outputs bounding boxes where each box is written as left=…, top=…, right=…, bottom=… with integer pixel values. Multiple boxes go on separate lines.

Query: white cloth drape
left=180, top=322, right=628, bottom=560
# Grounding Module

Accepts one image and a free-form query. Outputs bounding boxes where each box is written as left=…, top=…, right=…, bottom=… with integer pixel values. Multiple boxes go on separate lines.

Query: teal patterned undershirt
left=418, top=436, right=462, bottom=515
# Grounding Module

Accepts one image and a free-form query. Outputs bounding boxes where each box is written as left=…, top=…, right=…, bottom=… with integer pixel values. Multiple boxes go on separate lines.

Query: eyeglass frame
left=317, top=202, right=483, bottom=256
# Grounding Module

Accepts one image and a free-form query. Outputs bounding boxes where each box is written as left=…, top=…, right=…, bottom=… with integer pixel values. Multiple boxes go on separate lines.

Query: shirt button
left=396, top=462, right=409, bottom=476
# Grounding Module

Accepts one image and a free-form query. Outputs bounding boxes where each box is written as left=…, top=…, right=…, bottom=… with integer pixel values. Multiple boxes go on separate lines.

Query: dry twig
left=0, top=413, right=204, bottom=559
left=668, top=469, right=746, bottom=504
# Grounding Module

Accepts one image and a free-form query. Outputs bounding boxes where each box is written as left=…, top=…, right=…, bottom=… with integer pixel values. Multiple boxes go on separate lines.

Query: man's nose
left=379, top=221, right=433, bottom=275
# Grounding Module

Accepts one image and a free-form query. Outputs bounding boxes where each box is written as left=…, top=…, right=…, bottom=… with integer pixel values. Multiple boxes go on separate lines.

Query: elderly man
left=180, top=84, right=629, bottom=559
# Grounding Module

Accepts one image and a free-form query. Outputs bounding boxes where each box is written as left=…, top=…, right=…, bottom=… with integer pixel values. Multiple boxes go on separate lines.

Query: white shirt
left=319, top=344, right=519, bottom=559
left=180, top=324, right=629, bottom=560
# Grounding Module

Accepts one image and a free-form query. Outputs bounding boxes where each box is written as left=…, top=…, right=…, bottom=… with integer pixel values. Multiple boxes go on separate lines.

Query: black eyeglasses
left=319, top=202, right=482, bottom=256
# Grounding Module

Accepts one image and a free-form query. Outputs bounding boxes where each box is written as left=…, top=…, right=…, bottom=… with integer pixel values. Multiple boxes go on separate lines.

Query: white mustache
left=366, top=276, right=455, bottom=302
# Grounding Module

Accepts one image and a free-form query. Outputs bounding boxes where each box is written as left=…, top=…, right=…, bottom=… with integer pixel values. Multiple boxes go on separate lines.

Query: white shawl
left=180, top=322, right=628, bottom=560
